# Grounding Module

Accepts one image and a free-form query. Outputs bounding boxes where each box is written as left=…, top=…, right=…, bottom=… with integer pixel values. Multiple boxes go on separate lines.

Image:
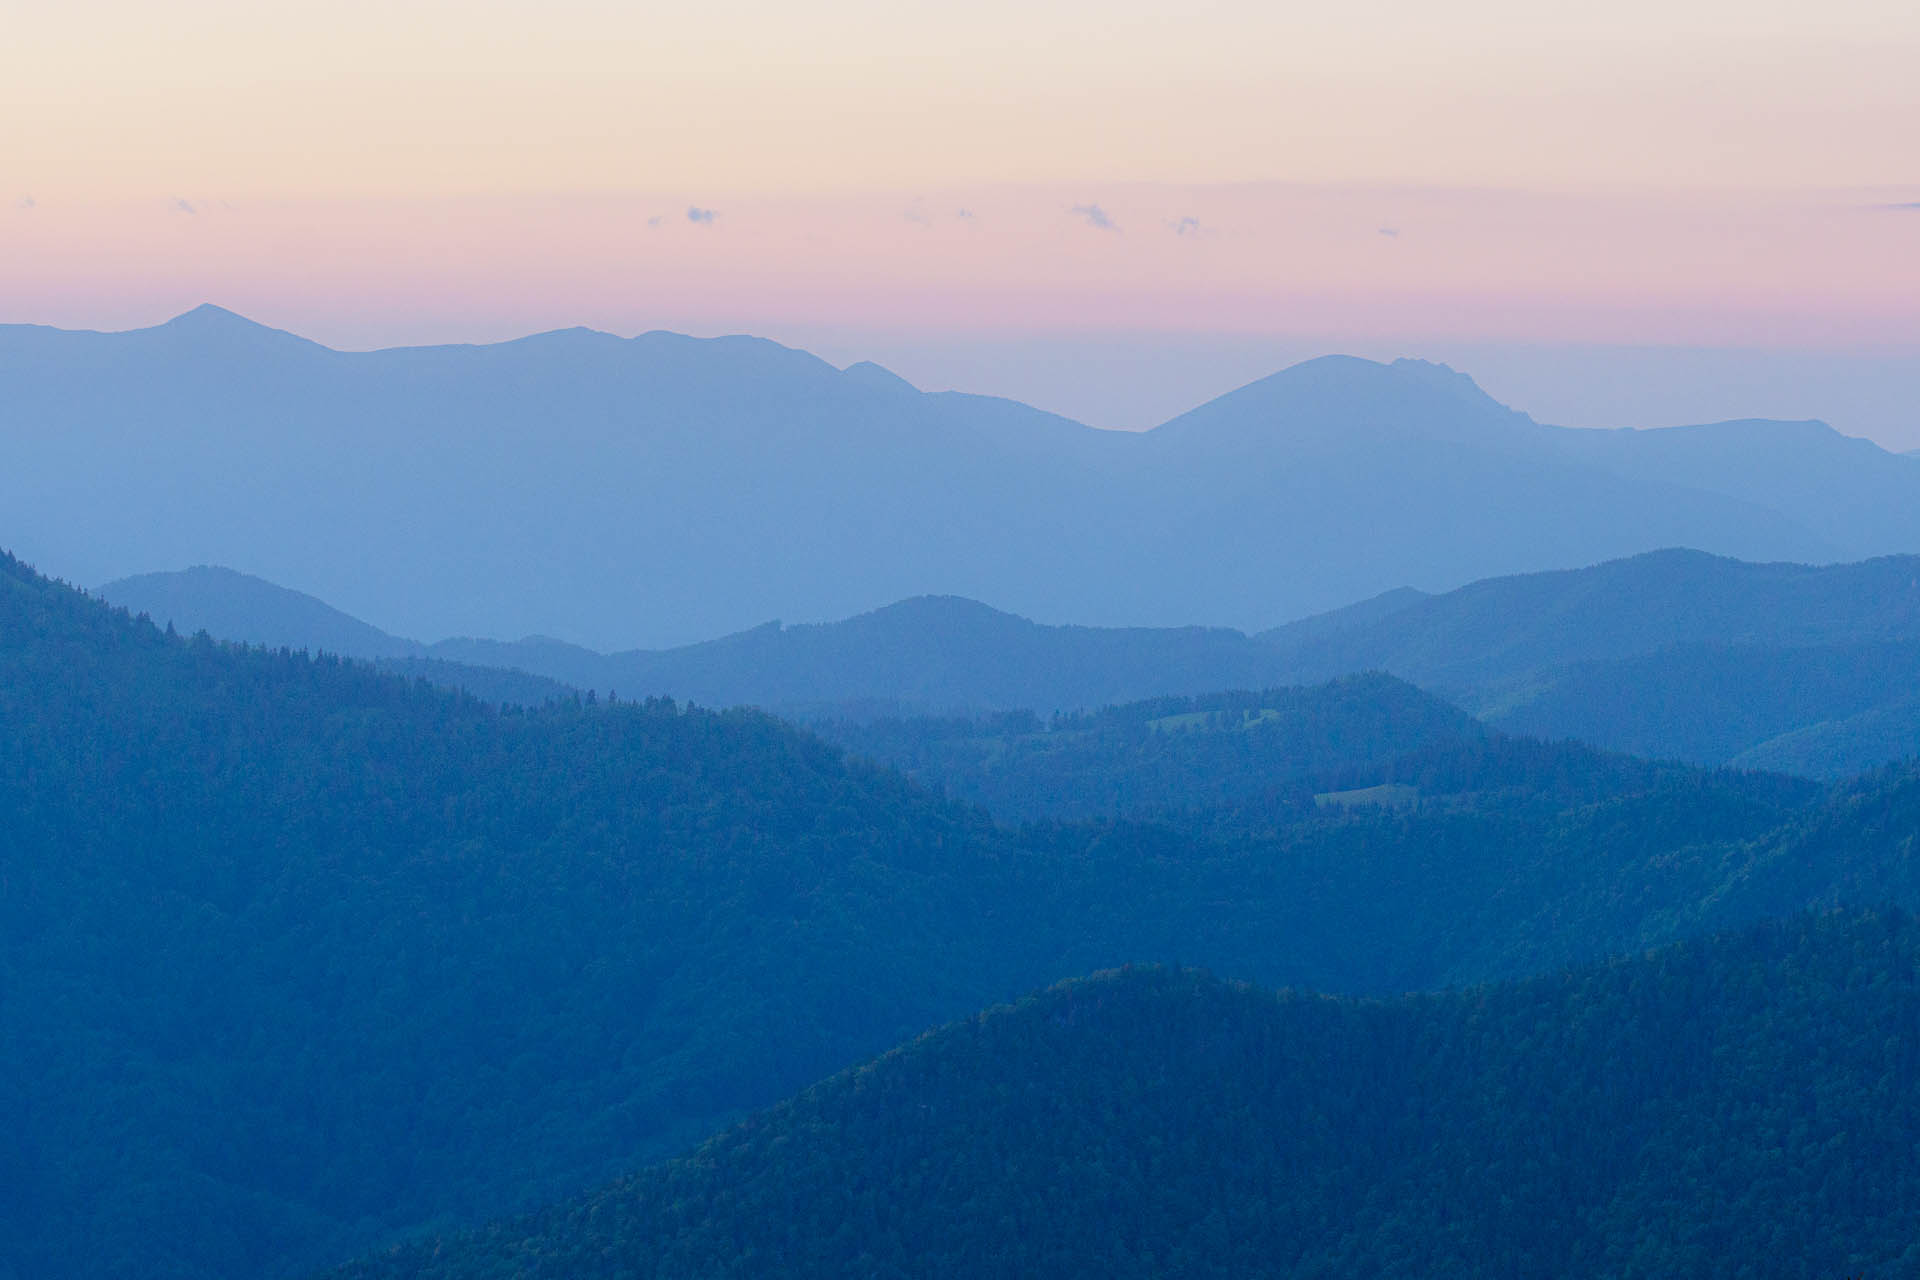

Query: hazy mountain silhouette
left=98, top=568, right=1298, bottom=713
left=9, top=309, right=1916, bottom=648
left=1261, top=549, right=1920, bottom=689
left=1254, top=549, right=1920, bottom=771
left=102, top=551, right=1920, bottom=771
left=431, top=596, right=1302, bottom=714
left=97, top=567, right=574, bottom=705
left=100, top=565, right=419, bottom=660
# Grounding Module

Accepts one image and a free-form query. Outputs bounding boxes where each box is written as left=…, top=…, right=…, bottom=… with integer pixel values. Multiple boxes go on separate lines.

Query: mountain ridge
left=12, top=306, right=1914, bottom=648
left=98, top=551, right=1920, bottom=775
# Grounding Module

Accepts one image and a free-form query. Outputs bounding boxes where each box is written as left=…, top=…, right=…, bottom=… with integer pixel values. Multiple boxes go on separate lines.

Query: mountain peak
left=1150, top=352, right=1536, bottom=447
left=153, top=304, right=322, bottom=350
left=163, top=303, right=265, bottom=330
left=840, top=360, right=919, bottom=394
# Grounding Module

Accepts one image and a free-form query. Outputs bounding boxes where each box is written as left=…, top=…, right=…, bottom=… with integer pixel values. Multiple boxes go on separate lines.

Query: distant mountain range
left=331, top=911, right=1920, bottom=1280
left=1258, top=549, right=1920, bottom=776
left=14, top=305, right=1920, bottom=648
left=100, top=549, right=1920, bottom=777
left=98, top=565, right=1297, bottom=713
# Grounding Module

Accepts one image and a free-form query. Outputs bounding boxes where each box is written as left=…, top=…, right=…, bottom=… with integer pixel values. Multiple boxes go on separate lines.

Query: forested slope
left=817, top=674, right=1481, bottom=823
left=3, top=550, right=1913, bottom=1280
left=1, top=552, right=1037, bottom=1280
left=334, top=910, right=1920, bottom=1280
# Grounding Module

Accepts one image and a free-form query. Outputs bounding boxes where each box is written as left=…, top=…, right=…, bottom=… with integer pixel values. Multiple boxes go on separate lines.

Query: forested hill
left=0, top=550, right=1030, bottom=1280
left=816, top=674, right=1481, bottom=823
left=5, top=547, right=1915, bottom=1280
left=333, top=909, right=1920, bottom=1280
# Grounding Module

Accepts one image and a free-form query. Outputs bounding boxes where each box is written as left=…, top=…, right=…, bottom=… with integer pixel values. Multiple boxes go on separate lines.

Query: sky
left=6, top=0, right=1919, bottom=442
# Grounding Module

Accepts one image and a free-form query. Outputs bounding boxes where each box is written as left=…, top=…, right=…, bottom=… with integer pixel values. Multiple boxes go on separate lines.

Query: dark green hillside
left=333, top=909, right=1920, bottom=1280
left=0, top=549, right=1906, bottom=1280
left=819, top=674, right=1480, bottom=824
left=370, top=655, right=575, bottom=706
left=0, top=551, right=1039, bottom=1280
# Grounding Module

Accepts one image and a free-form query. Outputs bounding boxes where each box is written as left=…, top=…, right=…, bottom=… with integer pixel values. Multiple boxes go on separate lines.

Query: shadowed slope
left=333, top=910, right=1920, bottom=1280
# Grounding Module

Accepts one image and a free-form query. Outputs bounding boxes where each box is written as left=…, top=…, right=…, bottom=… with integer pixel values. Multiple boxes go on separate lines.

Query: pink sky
left=8, top=184, right=1919, bottom=349
left=6, top=1, right=1919, bottom=440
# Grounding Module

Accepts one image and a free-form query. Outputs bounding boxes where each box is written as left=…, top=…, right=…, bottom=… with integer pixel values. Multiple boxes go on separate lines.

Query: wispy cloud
left=1167, top=216, right=1201, bottom=237
left=903, top=205, right=932, bottom=227
left=955, top=207, right=974, bottom=221
left=1069, top=203, right=1116, bottom=231
left=646, top=214, right=664, bottom=229
left=170, top=196, right=197, bottom=215
left=1378, top=225, right=1401, bottom=238
left=1880, top=202, right=1920, bottom=211
left=686, top=205, right=717, bottom=224
left=16, top=195, right=33, bottom=210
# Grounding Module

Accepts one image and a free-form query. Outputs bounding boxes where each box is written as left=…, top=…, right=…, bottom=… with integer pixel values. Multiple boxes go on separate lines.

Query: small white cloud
left=1168, top=216, right=1201, bottom=237
left=1069, top=203, right=1116, bottom=230
left=170, top=196, right=197, bottom=215
left=686, top=205, right=717, bottom=224
left=1378, top=226, right=1400, bottom=238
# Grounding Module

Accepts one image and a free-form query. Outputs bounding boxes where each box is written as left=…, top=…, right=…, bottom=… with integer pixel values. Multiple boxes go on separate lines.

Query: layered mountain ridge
left=102, top=548, right=1920, bottom=776
left=15, top=306, right=1920, bottom=648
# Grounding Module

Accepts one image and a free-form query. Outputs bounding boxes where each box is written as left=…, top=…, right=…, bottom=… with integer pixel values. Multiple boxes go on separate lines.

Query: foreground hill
left=1, top=551, right=1040, bottom=1280
left=334, top=910, right=1920, bottom=1280
left=11, top=307, right=1913, bottom=646
left=7, top=549, right=1914, bottom=1280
